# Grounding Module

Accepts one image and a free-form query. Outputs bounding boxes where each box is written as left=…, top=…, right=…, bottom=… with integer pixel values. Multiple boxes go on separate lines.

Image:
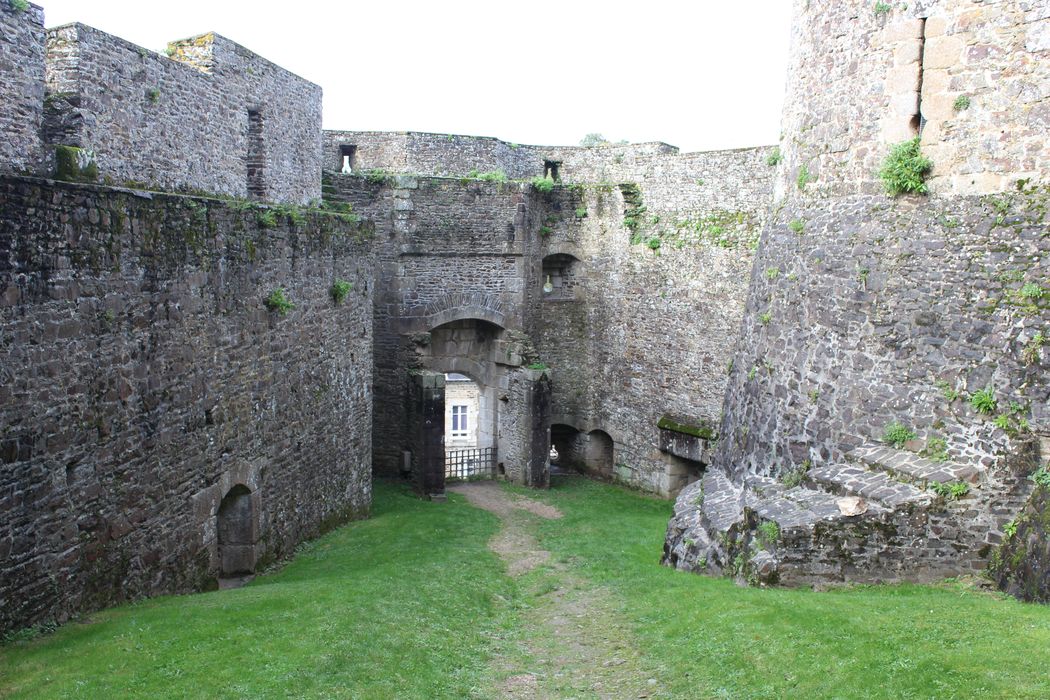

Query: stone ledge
left=806, top=463, right=932, bottom=508
left=849, top=444, right=981, bottom=486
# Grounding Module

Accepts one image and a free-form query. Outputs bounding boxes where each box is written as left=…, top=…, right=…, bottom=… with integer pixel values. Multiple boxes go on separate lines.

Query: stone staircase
left=663, top=442, right=986, bottom=585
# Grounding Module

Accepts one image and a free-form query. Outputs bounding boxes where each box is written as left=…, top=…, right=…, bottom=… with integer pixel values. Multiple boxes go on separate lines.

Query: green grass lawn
left=3, top=476, right=1049, bottom=699
left=515, top=476, right=1050, bottom=699
left=0, top=482, right=520, bottom=699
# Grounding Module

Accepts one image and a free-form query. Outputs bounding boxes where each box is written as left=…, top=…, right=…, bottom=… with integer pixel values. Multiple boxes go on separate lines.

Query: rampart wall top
left=323, top=129, right=775, bottom=218
left=40, top=25, right=321, bottom=203
left=0, top=5, right=322, bottom=204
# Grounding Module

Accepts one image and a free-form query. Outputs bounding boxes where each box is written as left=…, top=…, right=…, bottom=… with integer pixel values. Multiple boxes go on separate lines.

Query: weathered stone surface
left=776, top=0, right=1050, bottom=199
left=324, top=137, right=774, bottom=497
left=0, top=176, right=374, bottom=635
left=2, top=18, right=321, bottom=202
left=990, top=484, right=1050, bottom=602
left=0, top=2, right=45, bottom=174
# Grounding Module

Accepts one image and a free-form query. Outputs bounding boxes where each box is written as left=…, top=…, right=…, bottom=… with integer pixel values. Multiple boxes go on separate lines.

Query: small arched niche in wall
left=541, top=253, right=582, bottom=301
left=218, top=484, right=258, bottom=578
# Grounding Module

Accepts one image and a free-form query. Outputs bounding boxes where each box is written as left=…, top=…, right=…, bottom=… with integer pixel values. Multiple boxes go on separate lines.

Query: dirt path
left=448, top=482, right=665, bottom=699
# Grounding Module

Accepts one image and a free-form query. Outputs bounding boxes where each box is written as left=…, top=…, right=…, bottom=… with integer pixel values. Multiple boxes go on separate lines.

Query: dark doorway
left=218, top=484, right=255, bottom=576
left=543, top=160, right=561, bottom=181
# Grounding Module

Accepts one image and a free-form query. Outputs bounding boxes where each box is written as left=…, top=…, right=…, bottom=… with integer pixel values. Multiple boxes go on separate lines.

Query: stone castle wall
left=0, top=176, right=374, bottom=634
left=323, top=138, right=775, bottom=496
left=666, top=0, right=1049, bottom=588
left=531, top=175, right=768, bottom=495
left=0, top=10, right=322, bottom=202
left=172, top=33, right=322, bottom=203
left=0, top=2, right=45, bottom=173
left=320, top=133, right=777, bottom=494
left=775, top=0, right=1050, bottom=199
left=322, top=173, right=541, bottom=479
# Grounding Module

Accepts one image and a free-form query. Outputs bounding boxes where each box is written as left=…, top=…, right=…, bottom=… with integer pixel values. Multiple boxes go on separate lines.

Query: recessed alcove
left=541, top=253, right=582, bottom=301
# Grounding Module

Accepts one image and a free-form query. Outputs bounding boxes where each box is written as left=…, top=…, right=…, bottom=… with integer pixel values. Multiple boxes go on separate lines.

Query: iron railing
left=445, top=447, right=497, bottom=481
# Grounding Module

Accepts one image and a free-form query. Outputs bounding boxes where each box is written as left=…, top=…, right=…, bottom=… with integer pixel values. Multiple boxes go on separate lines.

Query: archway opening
left=551, top=423, right=585, bottom=473
left=443, top=371, right=498, bottom=480
left=420, top=318, right=507, bottom=482
left=218, top=484, right=255, bottom=577
left=585, top=429, right=615, bottom=477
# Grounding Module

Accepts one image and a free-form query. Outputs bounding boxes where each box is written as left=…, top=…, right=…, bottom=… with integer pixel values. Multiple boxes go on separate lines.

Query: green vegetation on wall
left=879, top=138, right=933, bottom=196
left=54, top=145, right=98, bottom=183
left=657, top=415, right=716, bottom=440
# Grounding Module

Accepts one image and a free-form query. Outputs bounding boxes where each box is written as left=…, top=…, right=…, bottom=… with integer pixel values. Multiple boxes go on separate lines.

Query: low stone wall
left=0, top=176, right=374, bottom=635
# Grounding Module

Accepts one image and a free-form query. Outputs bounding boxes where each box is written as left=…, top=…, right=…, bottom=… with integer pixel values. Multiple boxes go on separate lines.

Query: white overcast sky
left=37, top=1, right=793, bottom=153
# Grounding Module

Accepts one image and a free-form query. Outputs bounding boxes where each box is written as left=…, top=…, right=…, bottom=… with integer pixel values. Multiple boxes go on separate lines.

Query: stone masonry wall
left=0, top=1, right=45, bottom=174
left=775, top=0, right=1050, bottom=199
left=531, top=175, right=770, bottom=495
left=42, top=25, right=320, bottom=203
left=322, top=131, right=777, bottom=495
left=720, top=192, right=1048, bottom=483
left=323, top=173, right=539, bottom=478
left=324, top=131, right=539, bottom=180
left=665, top=0, right=1049, bottom=587
left=174, top=33, right=322, bottom=204
left=0, top=175, right=374, bottom=635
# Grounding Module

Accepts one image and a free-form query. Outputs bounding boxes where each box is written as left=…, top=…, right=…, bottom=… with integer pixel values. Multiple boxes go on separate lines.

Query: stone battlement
left=1, top=4, right=321, bottom=203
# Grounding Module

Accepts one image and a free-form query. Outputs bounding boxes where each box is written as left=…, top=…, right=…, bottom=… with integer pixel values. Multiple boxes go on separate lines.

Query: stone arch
left=551, top=422, right=586, bottom=471
left=420, top=319, right=506, bottom=452
left=585, top=429, right=615, bottom=477
left=545, top=241, right=582, bottom=259
left=218, top=484, right=257, bottom=577
left=550, top=413, right=623, bottom=445
left=399, top=292, right=508, bottom=334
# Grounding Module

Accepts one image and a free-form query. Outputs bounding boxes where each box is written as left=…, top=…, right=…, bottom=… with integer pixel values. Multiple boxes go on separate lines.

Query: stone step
left=805, top=464, right=932, bottom=508
left=848, top=444, right=981, bottom=486
left=701, top=469, right=744, bottom=532
left=744, top=476, right=884, bottom=529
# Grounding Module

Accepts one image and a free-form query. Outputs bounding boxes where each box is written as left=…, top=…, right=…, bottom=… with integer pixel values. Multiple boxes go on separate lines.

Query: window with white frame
left=450, top=405, right=469, bottom=437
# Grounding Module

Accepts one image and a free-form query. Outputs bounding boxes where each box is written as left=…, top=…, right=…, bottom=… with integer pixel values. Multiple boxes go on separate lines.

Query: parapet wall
left=0, top=176, right=374, bottom=634
left=776, top=0, right=1050, bottom=199
left=42, top=26, right=321, bottom=202
left=0, top=7, right=322, bottom=203
left=0, top=2, right=45, bottom=173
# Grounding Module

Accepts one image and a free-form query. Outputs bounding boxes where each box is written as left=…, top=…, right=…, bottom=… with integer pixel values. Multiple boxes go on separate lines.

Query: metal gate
left=445, top=447, right=497, bottom=481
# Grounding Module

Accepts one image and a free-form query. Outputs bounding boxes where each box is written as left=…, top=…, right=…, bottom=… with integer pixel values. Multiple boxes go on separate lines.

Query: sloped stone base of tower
left=989, top=483, right=1050, bottom=603
left=664, top=444, right=1035, bottom=585
left=665, top=188, right=1049, bottom=589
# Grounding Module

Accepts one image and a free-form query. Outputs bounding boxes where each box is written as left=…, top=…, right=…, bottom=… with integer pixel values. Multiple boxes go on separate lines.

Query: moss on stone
left=657, top=415, right=717, bottom=440
left=54, top=145, right=99, bottom=183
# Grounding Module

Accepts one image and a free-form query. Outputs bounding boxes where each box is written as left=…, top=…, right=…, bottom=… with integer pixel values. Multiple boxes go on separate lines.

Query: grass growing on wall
left=4, top=478, right=1050, bottom=698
